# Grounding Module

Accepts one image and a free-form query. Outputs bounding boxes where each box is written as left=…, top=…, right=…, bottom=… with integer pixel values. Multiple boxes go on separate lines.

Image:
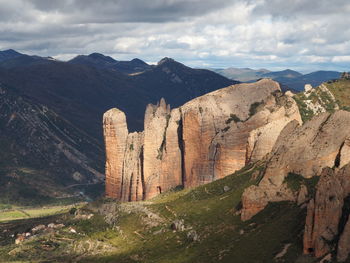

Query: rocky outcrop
left=158, top=108, right=183, bottom=195
left=303, top=164, right=350, bottom=262
left=340, top=138, right=350, bottom=168
left=293, top=82, right=341, bottom=122
left=241, top=110, right=350, bottom=221
left=103, top=108, right=128, bottom=199
left=120, top=132, right=144, bottom=201
left=143, top=99, right=170, bottom=199
left=181, top=79, right=301, bottom=188
left=143, top=99, right=182, bottom=199
left=104, top=79, right=302, bottom=200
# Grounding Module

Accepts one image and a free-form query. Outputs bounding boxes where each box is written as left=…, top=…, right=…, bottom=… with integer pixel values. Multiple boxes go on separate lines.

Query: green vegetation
left=225, top=114, right=241, bottom=124
left=0, top=162, right=316, bottom=262
left=294, top=78, right=350, bottom=122
left=249, top=101, right=264, bottom=117
left=221, top=126, right=230, bottom=132
left=0, top=204, right=12, bottom=210
left=293, top=94, right=315, bottom=122
left=325, top=79, right=350, bottom=111
left=284, top=173, right=319, bottom=198
left=0, top=167, right=85, bottom=207
left=0, top=204, right=81, bottom=223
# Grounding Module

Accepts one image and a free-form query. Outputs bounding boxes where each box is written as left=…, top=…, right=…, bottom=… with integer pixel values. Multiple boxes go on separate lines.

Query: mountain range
left=0, top=49, right=236, bottom=204
left=213, top=67, right=342, bottom=91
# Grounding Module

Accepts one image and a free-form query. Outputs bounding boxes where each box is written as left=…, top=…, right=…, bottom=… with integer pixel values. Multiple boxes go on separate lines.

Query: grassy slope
left=325, top=79, right=350, bottom=111
left=293, top=78, right=350, bottom=122
left=0, top=205, right=80, bottom=223
left=0, top=163, right=315, bottom=263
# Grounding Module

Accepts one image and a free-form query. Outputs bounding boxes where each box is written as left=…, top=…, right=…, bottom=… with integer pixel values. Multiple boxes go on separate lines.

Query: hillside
left=131, top=58, right=239, bottom=107
left=0, top=83, right=104, bottom=205
left=293, top=78, right=350, bottom=122
left=0, top=163, right=313, bottom=263
left=0, top=52, right=236, bottom=136
left=280, top=71, right=342, bottom=91
left=262, top=69, right=303, bottom=79
left=0, top=49, right=23, bottom=62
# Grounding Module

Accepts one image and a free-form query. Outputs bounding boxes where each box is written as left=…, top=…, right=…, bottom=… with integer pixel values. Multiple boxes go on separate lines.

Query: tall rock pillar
left=103, top=108, right=128, bottom=199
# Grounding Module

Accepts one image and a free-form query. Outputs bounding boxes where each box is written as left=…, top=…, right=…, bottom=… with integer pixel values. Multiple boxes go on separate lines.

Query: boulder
left=304, top=84, right=313, bottom=92
left=171, top=219, right=185, bottom=232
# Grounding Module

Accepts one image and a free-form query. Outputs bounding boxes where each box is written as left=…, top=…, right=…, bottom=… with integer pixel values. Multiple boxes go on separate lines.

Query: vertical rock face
left=104, top=79, right=302, bottom=201
left=340, top=138, right=350, bottom=168
left=241, top=110, right=350, bottom=221
left=159, top=108, right=183, bottom=194
left=303, top=164, right=350, bottom=262
left=120, top=132, right=144, bottom=202
left=143, top=99, right=182, bottom=199
left=143, top=98, right=171, bottom=199
left=103, top=108, right=128, bottom=199
left=181, top=79, right=301, bottom=188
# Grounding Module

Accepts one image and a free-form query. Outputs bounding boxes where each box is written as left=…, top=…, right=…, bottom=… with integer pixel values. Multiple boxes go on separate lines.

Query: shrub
left=225, top=114, right=241, bottom=124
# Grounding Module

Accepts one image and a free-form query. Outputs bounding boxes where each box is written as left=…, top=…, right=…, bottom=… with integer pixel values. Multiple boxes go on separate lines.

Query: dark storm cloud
left=27, top=0, right=233, bottom=23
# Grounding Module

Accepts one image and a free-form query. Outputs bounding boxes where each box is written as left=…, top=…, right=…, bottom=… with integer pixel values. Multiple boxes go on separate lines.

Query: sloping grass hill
left=0, top=162, right=315, bottom=263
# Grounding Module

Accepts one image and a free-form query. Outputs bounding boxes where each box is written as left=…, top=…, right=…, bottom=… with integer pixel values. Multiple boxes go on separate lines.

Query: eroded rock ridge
left=103, top=79, right=301, bottom=201
left=241, top=110, right=350, bottom=221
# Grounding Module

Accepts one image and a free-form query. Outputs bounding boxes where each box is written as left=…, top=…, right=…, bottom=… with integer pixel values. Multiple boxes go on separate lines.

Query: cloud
left=27, top=0, right=233, bottom=23
left=0, top=0, right=349, bottom=71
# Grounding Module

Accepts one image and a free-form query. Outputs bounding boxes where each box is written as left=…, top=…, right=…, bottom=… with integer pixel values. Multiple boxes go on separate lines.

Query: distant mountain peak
left=157, top=57, right=176, bottom=66
left=87, top=53, right=117, bottom=63
left=131, top=58, right=148, bottom=65
left=0, top=49, right=24, bottom=62
left=2, top=49, right=21, bottom=55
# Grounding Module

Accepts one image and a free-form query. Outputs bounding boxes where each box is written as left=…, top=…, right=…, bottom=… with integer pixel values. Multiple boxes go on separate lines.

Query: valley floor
left=0, top=204, right=85, bottom=223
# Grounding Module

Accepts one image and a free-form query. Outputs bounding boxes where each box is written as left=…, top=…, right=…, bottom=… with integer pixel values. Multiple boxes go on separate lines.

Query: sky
left=0, top=0, right=349, bottom=72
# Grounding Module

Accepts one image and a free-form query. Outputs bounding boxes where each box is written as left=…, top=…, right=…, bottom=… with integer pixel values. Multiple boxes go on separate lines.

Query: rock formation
left=143, top=99, right=182, bottom=199
left=241, top=110, right=350, bottom=221
left=303, top=164, right=350, bottom=262
left=103, top=108, right=128, bottom=199
left=120, top=132, right=144, bottom=201
left=103, top=79, right=302, bottom=201
left=181, top=80, right=301, bottom=187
